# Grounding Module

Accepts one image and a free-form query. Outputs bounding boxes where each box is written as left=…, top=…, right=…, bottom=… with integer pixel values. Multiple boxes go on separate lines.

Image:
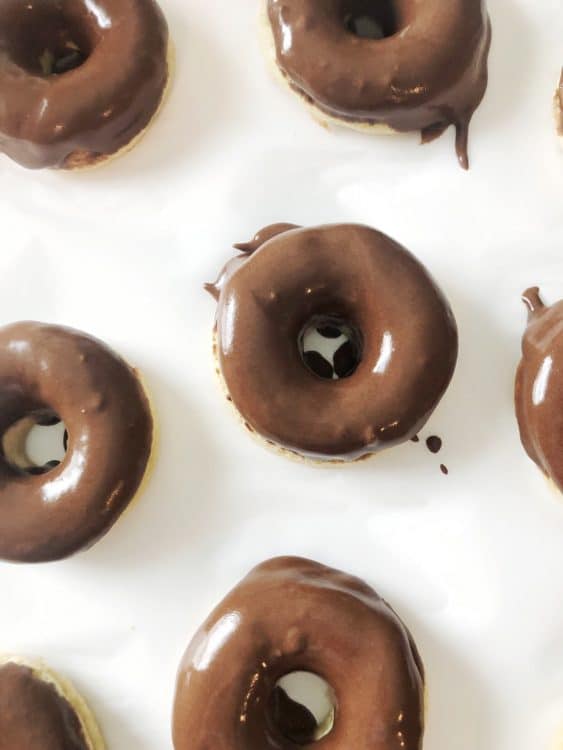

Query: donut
left=0, top=321, right=153, bottom=562
left=206, top=223, right=458, bottom=463
left=0, top=656, right=104, bottom=750
left=515, top=288, right=563, bottom=493
left=0, top=0, right=171, bottom=170
left=173, top=557, right=425, bottom=750
left=262, top=0, right=492, bottom=169
left=554, top=69, right=563, bottom=139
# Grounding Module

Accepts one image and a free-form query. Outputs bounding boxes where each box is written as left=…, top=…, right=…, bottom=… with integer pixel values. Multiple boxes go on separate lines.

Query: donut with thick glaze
left=0, top=0, right=170, bottom=170
left=0, top=321, right=153, bottom=562
left=263, top=0, right=491, bottom=168
left=515, top=288, right=563, bottom=493
left=173, top=557, right=425, bottom=750
left=207, top=223, right=458, bottom=462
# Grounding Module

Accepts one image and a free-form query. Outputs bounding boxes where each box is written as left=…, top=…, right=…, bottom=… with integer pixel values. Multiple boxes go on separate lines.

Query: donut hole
left=342, top=0, right=402, bottom=39
left=269, top=672, right=336, bottom=744
left=1, top=410, right=68, bottom=476
left=5, top=3, right=98, bottom=76
left=299, top=315, right=363, bottom=380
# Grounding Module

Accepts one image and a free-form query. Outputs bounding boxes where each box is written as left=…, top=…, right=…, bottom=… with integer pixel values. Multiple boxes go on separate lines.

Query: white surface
left=0, top=0, right=562, bottom=748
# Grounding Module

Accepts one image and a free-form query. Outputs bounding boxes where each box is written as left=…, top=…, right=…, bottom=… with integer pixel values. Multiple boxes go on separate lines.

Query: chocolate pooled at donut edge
left=264, top=0, right=491, bottom=168
left=0, top=0, right=170, bottom=170
left=207, top=223, right=458, bottom=463
left=173, top=556, right=425, bottom=750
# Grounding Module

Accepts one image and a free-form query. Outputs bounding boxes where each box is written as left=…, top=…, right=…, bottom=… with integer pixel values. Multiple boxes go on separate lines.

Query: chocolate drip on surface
left=209, top=223, right=458, bottom=460
left=515, top=288, right=563, bottom=493
left=173, top=557, right=425, bottom=750
left=0, top=321, right=153, bottom=562
left=0, top=0, right=169, bottom=170
left=0, top=663, right=88, bottom=750
left=426, top=435, right=442, bottom=454
left=266, top=0, right=491, bottom=168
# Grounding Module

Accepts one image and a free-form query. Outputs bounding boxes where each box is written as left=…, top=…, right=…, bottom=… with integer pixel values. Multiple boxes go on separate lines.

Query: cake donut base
left=258, top=4, right=395, bottom=137
left=0, top=655, right=105, bottom=750
left=63, top=43, right=176, bottom=171
left=212, top=332, right=376, bottom=466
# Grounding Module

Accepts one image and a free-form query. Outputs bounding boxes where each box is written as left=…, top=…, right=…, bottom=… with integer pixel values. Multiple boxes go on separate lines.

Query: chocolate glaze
left=0, top=0, right=169, bottom=170
left=0, top=321, right=153, bottom=562
left=266, top=0, right=491, bottom=168
left=0, top=662, right=88, bottom=750
left=208, top=223, right=458, bottom=461
left=555, top=70, right=563, bottom=136
left=515, top=288, right=563, bottom=493
left=173, top=556, right=425, bottom=750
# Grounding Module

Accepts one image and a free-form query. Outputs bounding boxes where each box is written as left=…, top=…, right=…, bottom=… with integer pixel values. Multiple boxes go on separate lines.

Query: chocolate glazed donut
left=173, top=557, right=425, bottom=750
left=207, top=223, right=458, bottom=462
left=0, top=0, right=170, bottom=170
left=0, top=322, right=153, bottom=562
left=515, top=288, right=563, bottom=493
left=265, top=0, right=491, bottom=168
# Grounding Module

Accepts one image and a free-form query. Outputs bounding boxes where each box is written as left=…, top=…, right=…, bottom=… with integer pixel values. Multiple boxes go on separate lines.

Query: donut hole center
left=6, top=4, right=97, bottom=76
left=342, top=0, right=401, bottom=39
left=2, top=410, right=68, bottom=476
left=299, top=316, right=362, bottom=380
left=269, top=672, right=336, bottom=745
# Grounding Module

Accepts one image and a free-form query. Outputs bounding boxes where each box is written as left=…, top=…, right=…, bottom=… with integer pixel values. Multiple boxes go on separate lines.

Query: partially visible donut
left=0, top=0, right=171, bottom=170
left=0, top=655, right=104, bottom=750
left=0, top=321, right=154, bottom=562
left=173, top=557, right=425, bottom=750
left=263, top=0, right=491, bottom=168
left=554, top=69, right=563, bottom=139
left=207, top=223, right=458, bottom=463
left=515, top=288, right=563, bottom=493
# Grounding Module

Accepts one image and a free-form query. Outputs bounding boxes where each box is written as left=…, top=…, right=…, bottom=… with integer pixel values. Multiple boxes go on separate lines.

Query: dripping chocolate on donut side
left=265, top=0, right=491, bottom=168
left=207, top=223, right=458, bottom=462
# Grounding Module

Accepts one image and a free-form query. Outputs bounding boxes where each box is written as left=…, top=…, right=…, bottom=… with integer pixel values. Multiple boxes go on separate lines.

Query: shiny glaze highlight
left=173, top=556, right=425, bottom=750
left=266, top=0, right=491, bottom=168
left=0, top=0, right=169, bottom=169
left=515, top=288, right=563, bottom=493
left=0, top=322, right=153, bottom=562
left=208, top=223, right=458, bottom=461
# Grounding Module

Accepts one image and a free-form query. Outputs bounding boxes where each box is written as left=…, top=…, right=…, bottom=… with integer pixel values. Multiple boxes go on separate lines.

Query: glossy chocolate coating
left=0, top=663, right=88, bottom=750
left=0, top=0, right=169, bottom=170
left=266, top=0, right=491, bottom=168
left=0, top=322, right=153, bottom=562
left=173, top=556, right=425, bottom=750
left=208, top=224, right=458, bottom=461
left=515, top=288, right=563, bottom=493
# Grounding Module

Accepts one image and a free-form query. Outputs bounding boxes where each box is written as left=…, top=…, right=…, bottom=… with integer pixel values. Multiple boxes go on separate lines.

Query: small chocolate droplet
left=426, top=436, right=442, bottom=454
left=303, top=350, right=334, bottom=380
left=411, top=435, right=420, bottom=443
left=334, top=340, right=358, bottom=378
left=440, top=464, right=449, bottom=475
left=63, top=430, right=69, bottom=451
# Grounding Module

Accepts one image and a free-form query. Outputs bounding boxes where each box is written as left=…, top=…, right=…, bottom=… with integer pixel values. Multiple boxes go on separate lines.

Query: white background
left=0, top=0, right=562, bottom=747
